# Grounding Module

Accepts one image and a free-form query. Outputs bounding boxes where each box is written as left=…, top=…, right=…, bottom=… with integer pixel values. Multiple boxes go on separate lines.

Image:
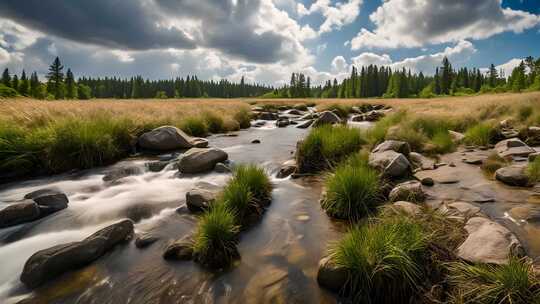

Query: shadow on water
left=0, top=121, right=346, bottom=304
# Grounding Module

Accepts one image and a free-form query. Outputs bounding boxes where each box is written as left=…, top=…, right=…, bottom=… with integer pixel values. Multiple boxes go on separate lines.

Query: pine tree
left=488, top=64, right=498, bottom=87
left=434, top=67, right=441, bottom=95
left=19, top=70, right=29, bottom=96
left=46, top=56, right=65, bottom=99
left=65, top=68, right=77, bottom=99
left=30, top=72, right=40, bottom=98
left=440, top=57, right=452, bottom=95
left=2, top=68, right=10, bottom=87
left=11, top=74, right=19, bottom=92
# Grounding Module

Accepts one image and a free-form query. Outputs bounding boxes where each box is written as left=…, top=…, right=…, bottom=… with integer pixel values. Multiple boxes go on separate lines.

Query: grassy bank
left=0, top=98, right=251, bottom=178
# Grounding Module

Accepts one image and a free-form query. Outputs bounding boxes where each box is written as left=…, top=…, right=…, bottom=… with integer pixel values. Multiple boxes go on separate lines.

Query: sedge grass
left=527, top=157, right=540, bottom=184
left=464, top=122, right=496, bottom=146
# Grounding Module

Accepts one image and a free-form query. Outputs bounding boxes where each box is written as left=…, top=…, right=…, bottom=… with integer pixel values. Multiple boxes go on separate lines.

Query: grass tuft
left=481, top=153, right=509, bottom=177
left=464, top=122, right=495, bottom=146
left=192, top=203, right=240, bottom=269
left=329, top=214, right=429, bottom=303
left=321, top=156, right=382, bottom=220
left=180, top=117, right=208, bottom=137
left=447, top=257, right=540, bottom=304
left=527, top=157, right=540, bottom=184
left=203, top=111, right=225, bottom=134
left=233, top=108, right=252, bottom=129
left=232, top=164, right=272, bottom=204
left=297, top=125, right=365, bottom=173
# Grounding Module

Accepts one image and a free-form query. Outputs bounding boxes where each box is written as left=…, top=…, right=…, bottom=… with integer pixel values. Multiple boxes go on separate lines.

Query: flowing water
left=0, top=121, right=346, bottom=304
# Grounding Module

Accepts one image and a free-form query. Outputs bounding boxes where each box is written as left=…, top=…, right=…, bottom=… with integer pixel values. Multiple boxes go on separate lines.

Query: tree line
left=0, top=57, right=273, bottom=99
left=267, top=56, right=540, bottom=98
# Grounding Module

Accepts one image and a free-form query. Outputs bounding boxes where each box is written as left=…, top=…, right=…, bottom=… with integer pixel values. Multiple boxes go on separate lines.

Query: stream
left=0, top=121, right=346, bottom=304
left=1, top=117, right=539, bottom=304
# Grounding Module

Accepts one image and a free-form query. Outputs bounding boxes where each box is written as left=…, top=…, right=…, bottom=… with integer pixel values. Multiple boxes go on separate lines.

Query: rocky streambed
left=0, top=104, right=539, bottom=303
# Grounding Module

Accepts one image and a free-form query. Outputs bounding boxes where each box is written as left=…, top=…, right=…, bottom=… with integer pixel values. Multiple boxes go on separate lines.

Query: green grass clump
left=180, top=117, right=208, bottom=137
left=527, top=157, right=540, bottom=184
left=386, top=126, right=428, bottom=152
left=297, top=125, right=365, bottom=173
left=481, top=153, right=509, bottom=177
left=430, top=130, right=456, bottom=154
left=464, top=122, right=495, bottom=146
left=321, top=159, right=382, bottom=220
left=233, top=108, right=252, bottom=129
left=518, top=104, right=533, bottom=121
left=219, top=180, right=254, bottom=223
left=232, top=164, right=272, bottom=204
left=192, top=203, right=240, bottom=269
left=367, top=111, right=407, bottom=147
left=447, top=257, right=540, bottom=304
left=329, top=215, right=429, bottom=303
left=203, top=112, right=225, bottom=133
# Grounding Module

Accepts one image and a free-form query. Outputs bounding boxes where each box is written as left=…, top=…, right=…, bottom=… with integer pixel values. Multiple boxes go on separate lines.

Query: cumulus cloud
left=298, top=0, right=363, bottom=34
left=480, top=58, right=524, bottom=78
left=331, top=56, right=349, bottom=73
left=348, top=40, right=477, bottom=75
left=0, top=47, right=11, bottom=65
left=350, top=0, right=540, bottom=49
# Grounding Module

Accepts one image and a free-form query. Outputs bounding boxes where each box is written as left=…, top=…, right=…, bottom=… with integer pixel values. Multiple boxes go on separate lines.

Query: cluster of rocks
left=0, top=188, right=69, bottom=228
left=492, top=138, right=538, bottom=187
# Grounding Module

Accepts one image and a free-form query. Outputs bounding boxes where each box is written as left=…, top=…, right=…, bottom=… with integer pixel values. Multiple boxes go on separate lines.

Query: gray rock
left=0, top=201, right=41, bottom=228
left=449, top=130, right=465, bottom=143
left=421, top=177, right=434, bottom=186
left=495, top=165, right=530, bottom=187
left=138, top=126, right=200, bottom=151
left=146, top=161, right=170, bottom=172
left=463, top=156, right=484, bottom=165
left=312, top=111, right=341, bottom=127
left=495, top=138, right=535, bottom=159
left=20, top=219, right=134, bottom=289
left=103, top=166, right=143, bottom=182
left=251, top=139, right=261, bottom=144
left=362, top=110, right=385, bottom=121
left=393, top=201, right=421, bottom=216
left=316, top=256, right=348, bottom=293
left=373, top=140, right=411, bottom=157
left=191, top=138, right=209, bottom=148
left=214, top=162, right=231, bottom=173
left=409, top=152, right=435, bottom=170
left=287, top=109, right=304, bottom=116
left=163, top=237, right=194, bottom=260
left=259, top=112, right=279, bottom=120
left=277, top=160, right=297, bottom=178
left=389, top=181, right=425, bottom=203
left=439, top=202, right=481, bottom=218
left=135, top=235, right=159, bottom=248
left=276, top=119, right=290, bottom=128
left=26, top=190, right=69, bottom=216
left=296, top=120, right=313, bottom=129
left=457, top=217, right=523, bottom=265
left=525, top=126, right=540, bottom=145
left=178, top=148, right=228, bottom=174
left=368, top=150, right=411, bottom=178
left=186, top=188, right=218, bottom=212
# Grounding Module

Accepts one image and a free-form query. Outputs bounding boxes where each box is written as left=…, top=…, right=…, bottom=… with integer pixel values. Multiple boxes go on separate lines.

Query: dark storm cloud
left=0, top=0, right=297, bottom=63
left=0, top=0, right=196, bottom=50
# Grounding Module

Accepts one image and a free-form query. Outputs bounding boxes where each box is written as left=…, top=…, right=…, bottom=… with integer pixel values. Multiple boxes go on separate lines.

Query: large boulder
left=178, top=148, right=228, bottom=174
left=24, top=188, right=69, bottom=216
left=495, top=138, right=535, bottom=159
left=138, top=126, right=206, bottom=151
left=362, top=110, right=385, bottom=122
left=389, top=181, right=425, bottom=203
left=372, top=140, right=411, bottom=157
left=368, top=150, right=411, bottom=178
left=495, top=165, right=530, bottom=187
left=392, top=201, right=421, bottom=216
left=316, top=256, right=348, bottom=293
left=276, top=118, right=290, bottom=128
left=0, top=201, right=41, bottom=228
left=457, top=217, right=523, bottom=265
left=186, top=188, right=218, bottom=212
left=20, top=219, right=134, bottom=289
left=312, top=111, right=341, bottom=127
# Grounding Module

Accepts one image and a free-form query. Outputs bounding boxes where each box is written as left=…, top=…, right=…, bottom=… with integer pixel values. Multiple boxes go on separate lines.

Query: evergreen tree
left=2, top=68, right=10, bottom=87
left=11, top=74, right=19, bottom=92
left=65, top=68, right=77, bottom=99
left=440, top=57, right=452, bottom=95
left=488, top=64, right=498, bottom=87
left=434, top=68, right=441, bottom=95
left=30, top=72, right=40, bottom=98
left=19, top=70, right=29, bottom=96
left=46, top=56, right=65, bottom=99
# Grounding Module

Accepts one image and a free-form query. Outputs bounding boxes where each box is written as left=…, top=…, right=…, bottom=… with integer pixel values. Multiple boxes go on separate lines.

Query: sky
left=0, top=0, right=539, bottom=86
